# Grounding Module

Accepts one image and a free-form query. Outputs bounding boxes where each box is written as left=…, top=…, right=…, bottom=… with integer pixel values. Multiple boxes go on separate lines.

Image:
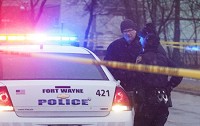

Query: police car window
left=0, top=52, right=108, bottom=80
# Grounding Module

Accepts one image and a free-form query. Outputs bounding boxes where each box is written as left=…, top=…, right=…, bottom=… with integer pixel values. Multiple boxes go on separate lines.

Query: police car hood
left=4, top=80, right=117, bottom=117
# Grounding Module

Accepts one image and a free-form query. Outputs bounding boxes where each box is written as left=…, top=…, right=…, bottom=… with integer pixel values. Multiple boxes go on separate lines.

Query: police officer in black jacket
left=104, top=19, right=142, bottom=92
left=134, top=33, right=183, bottom=126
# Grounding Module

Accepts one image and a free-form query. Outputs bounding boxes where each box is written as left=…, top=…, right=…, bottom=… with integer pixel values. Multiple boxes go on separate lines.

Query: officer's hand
left=166, top=82, right=173, bottom=94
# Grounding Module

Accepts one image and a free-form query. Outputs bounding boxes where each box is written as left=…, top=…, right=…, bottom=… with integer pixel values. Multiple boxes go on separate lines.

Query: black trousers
left=133, top=104, right=169, bottom=126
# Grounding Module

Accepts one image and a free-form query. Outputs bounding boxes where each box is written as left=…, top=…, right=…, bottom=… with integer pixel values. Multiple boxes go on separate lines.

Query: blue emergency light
left=185, top=46, right=200, bottom=51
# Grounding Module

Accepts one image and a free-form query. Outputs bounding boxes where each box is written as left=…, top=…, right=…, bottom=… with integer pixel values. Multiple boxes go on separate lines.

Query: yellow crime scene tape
left=164, top=45, right=186, bottom=49
left=1, top=49, right=200, bottom=80
left=81, top=39, right=200, bottom=50
left=160, top=41, right=200, bottom=50
left=81, top=39, right=200, bottom=46
left=160, top=41, right=200, bottom=46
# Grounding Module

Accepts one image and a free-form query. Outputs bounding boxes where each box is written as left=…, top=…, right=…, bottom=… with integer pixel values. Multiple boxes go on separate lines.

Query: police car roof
left=0, top=45, right=90, bottom=54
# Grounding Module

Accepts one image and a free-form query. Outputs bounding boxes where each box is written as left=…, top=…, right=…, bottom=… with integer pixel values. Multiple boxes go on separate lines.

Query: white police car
left=0, top=41, right=133, bottom=125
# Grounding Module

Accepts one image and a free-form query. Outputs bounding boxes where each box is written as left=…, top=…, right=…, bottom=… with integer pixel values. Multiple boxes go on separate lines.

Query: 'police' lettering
left=38, top=99, right=46, bottom=105
left=38, top=99, right=89, bottom=105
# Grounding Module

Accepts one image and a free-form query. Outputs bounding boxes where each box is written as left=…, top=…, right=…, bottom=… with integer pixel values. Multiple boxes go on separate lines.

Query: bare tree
left=189, top=1, right=198, bottom=66
left=83, top=0, right=144, bottom=37
left=80, top=0, right=200, bottom=68
left=82, top=0, right=125, bottom=48
left=123, top=0, right=134, bottom=19
left=172, top=0, right=181, bottom=65
left=29, top=0, right=47, bottom=29
left=123, top=0, right=142, bottom=30
left=83, top=0, right=97, bottom=47
left=0, top=0, right=3, bottom=28
left=142, top=0, right=175, bottom=37
left=179, top=0, right=200, bottom=67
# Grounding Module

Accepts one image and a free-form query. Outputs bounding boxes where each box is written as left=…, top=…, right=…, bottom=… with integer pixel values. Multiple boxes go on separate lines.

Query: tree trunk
left=30, top=0, right=47, bottom=30
left=172, top=0, right=181, bottom=66
left=123, top=0, right=134, bottom=20
left=190, top=3, right=198, bottom=67
left=84, top=0, right=96, bottom=48
left=0, top=0, right=3, bottom=28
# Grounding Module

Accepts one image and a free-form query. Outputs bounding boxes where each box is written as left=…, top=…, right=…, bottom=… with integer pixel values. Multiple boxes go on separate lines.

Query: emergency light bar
left=0, top=34, right=77, bottom=42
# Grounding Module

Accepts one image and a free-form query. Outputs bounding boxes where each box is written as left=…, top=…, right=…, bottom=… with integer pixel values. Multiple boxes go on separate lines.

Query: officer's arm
left=167, top=58, right=183, bottom=88
left=104, top=44, right=115, bottom=61
left=104, top=45, right=125, bottom=81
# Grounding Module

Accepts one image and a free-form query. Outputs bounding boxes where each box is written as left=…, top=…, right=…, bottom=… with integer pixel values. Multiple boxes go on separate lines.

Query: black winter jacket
left=135, top=48, right=183, bottom=107
left=104, top=36, right=142, bottom=91
left=136, top=49, right=182, bottom=89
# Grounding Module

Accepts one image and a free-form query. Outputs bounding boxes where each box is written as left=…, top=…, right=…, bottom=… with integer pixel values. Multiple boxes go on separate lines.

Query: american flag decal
left=16, top=89, right=25, bottom=95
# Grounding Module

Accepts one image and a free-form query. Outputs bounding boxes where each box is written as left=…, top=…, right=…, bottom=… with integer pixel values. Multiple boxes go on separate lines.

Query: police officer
left=134, top=33, right=183, bottom=126
left=138, top=23, right=166, bottom=56
left=104, top=19, right=142, bottom=92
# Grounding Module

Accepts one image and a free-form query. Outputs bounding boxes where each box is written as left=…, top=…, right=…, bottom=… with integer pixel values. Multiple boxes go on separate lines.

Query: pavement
left=166, top=91, right=200, bottom=126
left=174, top=78, right=200, bottom=96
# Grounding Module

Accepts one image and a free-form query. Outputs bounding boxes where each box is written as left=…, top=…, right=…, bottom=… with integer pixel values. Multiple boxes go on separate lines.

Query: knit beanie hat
left=120, top=19, right=137, bottom=33
left=138, top=23, right=157, bottom=38
left=143, top=33, right=160, bottom=49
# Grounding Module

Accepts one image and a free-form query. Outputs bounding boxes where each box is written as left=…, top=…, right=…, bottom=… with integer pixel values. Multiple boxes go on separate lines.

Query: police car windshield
left=0, top=53, right=108, bottom=80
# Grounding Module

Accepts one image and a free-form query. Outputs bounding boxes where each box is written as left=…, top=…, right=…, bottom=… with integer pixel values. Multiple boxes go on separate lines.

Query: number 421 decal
left=96, top=90, right=110, bottom=96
